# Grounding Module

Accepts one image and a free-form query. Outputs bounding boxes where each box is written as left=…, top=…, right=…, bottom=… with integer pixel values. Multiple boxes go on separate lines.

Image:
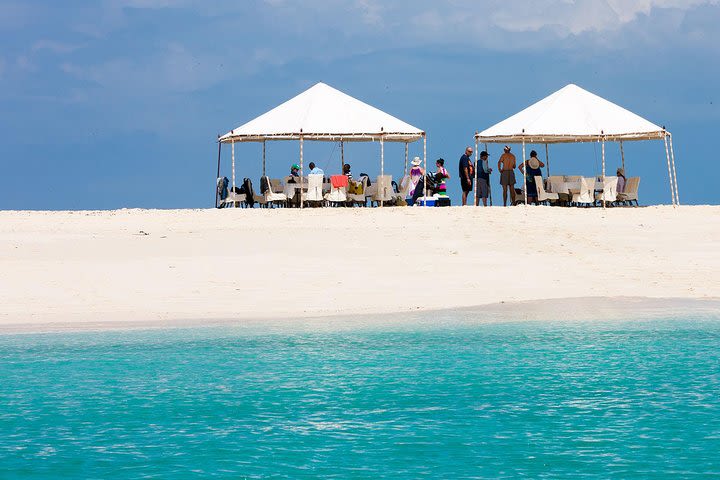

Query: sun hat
left=411, top=156, right=422, bottom=166
left=528, top=157, right=540, bottom=169
left=617, top=167, right=625, bottom=176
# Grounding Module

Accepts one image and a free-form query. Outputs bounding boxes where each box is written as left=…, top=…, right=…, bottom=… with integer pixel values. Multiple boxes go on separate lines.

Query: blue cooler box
left=415, top=196, right=436, bottom=206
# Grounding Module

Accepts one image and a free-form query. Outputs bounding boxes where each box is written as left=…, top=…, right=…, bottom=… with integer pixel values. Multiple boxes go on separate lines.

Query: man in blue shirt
left=308, top=162, right=324, bottom=176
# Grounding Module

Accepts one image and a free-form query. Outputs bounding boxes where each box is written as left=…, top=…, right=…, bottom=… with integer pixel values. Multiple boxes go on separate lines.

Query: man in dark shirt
left=475, top=151, right=493, bottom=206
left=458, top=146, right=474, bottom=206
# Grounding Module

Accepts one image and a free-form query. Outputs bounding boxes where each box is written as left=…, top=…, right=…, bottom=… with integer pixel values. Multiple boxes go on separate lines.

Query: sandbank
left=1, top=206, right=719, bottom=333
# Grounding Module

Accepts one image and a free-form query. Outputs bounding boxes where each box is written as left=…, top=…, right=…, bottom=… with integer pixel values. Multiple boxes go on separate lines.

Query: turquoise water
left=1, top=313, right=720, bottom=478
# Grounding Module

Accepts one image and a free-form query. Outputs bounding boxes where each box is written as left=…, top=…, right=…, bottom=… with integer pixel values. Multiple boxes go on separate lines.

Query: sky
left=1, top=0, right=718, bottom=209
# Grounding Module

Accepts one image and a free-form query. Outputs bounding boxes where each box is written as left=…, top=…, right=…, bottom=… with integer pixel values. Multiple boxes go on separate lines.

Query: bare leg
left=502, top=185, right=508, bottom=206
left=461, top=191, right=468, bottom=206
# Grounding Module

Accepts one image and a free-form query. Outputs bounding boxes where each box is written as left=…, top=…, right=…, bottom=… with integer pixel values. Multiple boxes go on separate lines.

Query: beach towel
left=330, top=175, right=349, bottom=188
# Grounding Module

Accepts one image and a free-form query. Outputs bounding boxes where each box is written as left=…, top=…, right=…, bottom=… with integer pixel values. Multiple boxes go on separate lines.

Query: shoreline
left=2, top=206, right=719, bottom=333
left=2, top=296, right=719, bottom=335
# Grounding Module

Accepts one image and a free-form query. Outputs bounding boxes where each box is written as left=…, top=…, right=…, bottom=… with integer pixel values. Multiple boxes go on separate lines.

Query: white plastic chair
left=535, top=176, right=559, bottom=205
left=304, top=174, right=324, bottom=206
left=617, top=177, right=640, bottom=206
left=572, top=177, right=595, bottom=206
left=595, top=176, right=619, bottom=205
left=371, top=175, right=394, bottom=206
left=222, top=191, right=246, bottom=208
left=256, top=176, right=287, bottom=208
left=324, top=176, right=348, bottom=206
left=395, top=175, right=412, bottom=201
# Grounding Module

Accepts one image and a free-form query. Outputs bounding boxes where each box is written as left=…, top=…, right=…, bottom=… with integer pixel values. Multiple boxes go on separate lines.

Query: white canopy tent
left=217, top=82, right=426, bottom=207
left=475, top=84, right=679, bottom=206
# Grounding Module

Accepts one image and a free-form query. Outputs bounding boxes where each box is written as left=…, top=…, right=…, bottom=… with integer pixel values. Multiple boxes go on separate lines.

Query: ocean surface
left=1, top=310, right=720, bottom=479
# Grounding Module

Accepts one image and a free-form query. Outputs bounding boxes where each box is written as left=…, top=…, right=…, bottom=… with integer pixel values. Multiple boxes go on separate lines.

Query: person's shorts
left=461, top=178, right=473, bottom=193
left=500, top=170, right=516, bottom=186
left=476, top=178, right=489, bottom=198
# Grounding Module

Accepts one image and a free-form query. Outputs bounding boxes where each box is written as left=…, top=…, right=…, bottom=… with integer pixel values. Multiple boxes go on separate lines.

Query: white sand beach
left=1, top=206, right=719, bottom=332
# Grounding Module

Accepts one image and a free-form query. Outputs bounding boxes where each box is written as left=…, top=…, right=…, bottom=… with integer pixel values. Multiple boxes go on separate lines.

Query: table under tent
left=474, top=84, right=680, bottom=207
left=216, top=82, right=426, bottom=208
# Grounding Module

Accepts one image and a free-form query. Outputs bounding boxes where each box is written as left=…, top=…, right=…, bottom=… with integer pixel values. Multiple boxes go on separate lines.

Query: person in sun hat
left=475, top=150, right=493, bottom=207
left=458, top=146, right=475, bottom=206
left=409, top=156, right=425, bottom=197
left=616, top=167, right=626, bottom=193
left=519, top=149, right=545, bottom=204
left=498, top=145, right=517, bottom=206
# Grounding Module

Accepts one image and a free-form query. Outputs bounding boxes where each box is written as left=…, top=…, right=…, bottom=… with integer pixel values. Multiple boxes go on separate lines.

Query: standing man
left=475, top=151, right=492, bottom=206
left=458, top=146, right=474, bottom=206
left=498, top=145, right=517, bottom=206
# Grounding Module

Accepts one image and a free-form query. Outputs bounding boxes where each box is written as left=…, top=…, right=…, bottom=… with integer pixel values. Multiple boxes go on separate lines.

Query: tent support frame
left=262, top=141, right=266, bottom=176
left=231, top=139, right=236, bottom=200
left=601, top=134, right=606, bottom=209
left=545, top=144, right=550, bottom=177
left=663, top=133, right=676, bottom=206
left=473, top=136, right=479, bottom=205
left=522, top=137, right=527, bottom=206
left=380, top=131, right=385, bottom=207
left=299, top=132, right=304, bottom=209
left=669, top=133, right=679, bottom=205
left=422, top=133, right=427, bottom=204
left=215, top=140, right=222, bottom=208
left=404, top=142, right=408, bottom=176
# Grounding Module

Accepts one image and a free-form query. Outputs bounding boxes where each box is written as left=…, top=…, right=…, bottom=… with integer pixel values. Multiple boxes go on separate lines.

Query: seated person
left=308, top=162, right=324, bottom=176
left=343, top=163, right=352, bottom=180
left=286, top=163, right=300, bottom=183
left=617, top=167, right=626, bottom=193
left=518, top=150, right=545, bottom=204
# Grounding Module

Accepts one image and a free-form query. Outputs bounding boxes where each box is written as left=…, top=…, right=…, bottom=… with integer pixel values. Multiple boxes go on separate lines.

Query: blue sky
left=1, top=0, right=718, bottom=209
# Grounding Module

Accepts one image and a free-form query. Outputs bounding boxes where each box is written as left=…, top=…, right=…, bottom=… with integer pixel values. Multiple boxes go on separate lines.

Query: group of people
left=279, top=144, right=629, bottom=207
left=460, top=145, right=538, bottom=206
left=459, top=145, right=627, bottom=206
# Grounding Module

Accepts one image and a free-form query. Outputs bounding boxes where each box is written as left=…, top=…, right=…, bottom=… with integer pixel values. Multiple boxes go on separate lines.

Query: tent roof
left=476, top=84, right=666, bottom=144
left=220, top=82, right=424, bottom=143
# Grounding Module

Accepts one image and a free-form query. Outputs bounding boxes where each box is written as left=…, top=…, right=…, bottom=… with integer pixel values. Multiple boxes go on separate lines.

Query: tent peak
left=219, top=81, right=424, bottom=143
left=476, top=82, right=665, bottom=143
